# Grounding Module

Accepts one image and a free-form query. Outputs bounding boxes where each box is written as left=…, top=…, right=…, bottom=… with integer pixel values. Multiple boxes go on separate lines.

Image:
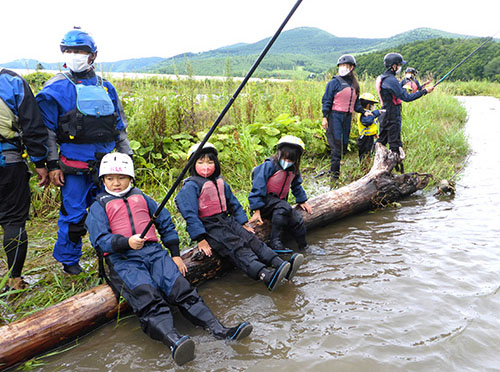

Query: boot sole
left=285, top=253, right=304, bottom=281
left=172, top=336, right=195, bottom=366
left=229, top=322, right=253, bottom=341
left=267, top=261, right=291, bottom=292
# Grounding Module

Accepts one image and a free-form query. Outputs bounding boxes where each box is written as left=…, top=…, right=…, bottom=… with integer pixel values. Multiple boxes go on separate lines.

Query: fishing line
left=434, top=29, right=500, bottom=87
left=140, top=0, right=303, bottom=238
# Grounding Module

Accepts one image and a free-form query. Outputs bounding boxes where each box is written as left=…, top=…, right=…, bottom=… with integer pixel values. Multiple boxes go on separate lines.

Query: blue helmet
left=60, top=28, right=97, bottom=53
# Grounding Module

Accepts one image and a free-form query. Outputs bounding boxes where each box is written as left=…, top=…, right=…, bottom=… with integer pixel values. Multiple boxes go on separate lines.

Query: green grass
left=1, top=74, right=481, bottom=327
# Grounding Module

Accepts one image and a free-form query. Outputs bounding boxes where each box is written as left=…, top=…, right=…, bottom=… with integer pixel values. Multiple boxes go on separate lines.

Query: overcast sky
left=2, top=0, right=499, bottom=63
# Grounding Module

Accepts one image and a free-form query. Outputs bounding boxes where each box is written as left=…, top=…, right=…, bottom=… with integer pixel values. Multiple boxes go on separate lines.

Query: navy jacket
left=248, top=158, right=307, bottom=211
left=322, top=76, right=364, bottom=118
left=0, top=68, right=48, bottom=166
left=86, top=188, right=180, bottom=257
left=175, top=177, right=249, bottom=242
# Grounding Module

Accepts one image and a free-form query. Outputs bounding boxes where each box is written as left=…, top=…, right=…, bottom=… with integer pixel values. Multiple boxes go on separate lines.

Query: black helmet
left=337, top=54, right=357, bottom=67
left=384, top=53, right=407, bottom=69
left=405, top=67, right=418, bottom=74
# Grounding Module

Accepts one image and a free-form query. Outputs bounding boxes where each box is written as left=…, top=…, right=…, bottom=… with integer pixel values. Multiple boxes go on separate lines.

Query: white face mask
left=338, top=66, right=351, bottom=77
left=105, top=184, right=133, bottom=197
left=396, top=66, right=402, bottom=74
left=64, top=52, right=91, bottom=73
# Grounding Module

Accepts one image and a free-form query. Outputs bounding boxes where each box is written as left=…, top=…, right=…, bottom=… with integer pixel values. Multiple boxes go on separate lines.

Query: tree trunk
left=0, top=143, right=430, bottom=370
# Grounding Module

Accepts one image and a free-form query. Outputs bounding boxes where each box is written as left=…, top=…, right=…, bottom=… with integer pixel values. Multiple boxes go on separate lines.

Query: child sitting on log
left=175, top=142, right=303, bottom=292
left=248, top=135, right=312, bottom=253
left=85, top=153, right=252, bottom=366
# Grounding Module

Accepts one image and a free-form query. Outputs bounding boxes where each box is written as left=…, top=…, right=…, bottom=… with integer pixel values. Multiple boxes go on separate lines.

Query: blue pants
left=107, top=243, right=181, bottom=295
left=326, top=111, right=352, bottom=175
left=54, top=173, right=100, bottom=265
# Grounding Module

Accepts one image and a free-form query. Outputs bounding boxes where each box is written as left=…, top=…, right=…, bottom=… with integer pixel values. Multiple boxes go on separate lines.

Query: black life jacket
left=57, top=73, right=119, bottom=144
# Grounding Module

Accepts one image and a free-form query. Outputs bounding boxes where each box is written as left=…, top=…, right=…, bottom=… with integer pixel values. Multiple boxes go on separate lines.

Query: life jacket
left=0, top=97, right=19, bottom=140
left=376, top=73, right=402, bottom=108
left=331, top=76, right=358, bottom=113
left=266, top=160, right=295, bottom=200
left=96, top=188, right=158, bottom=242
left=357, top=114, right=379, bottom=137
left=57, top=73, right=118, bottom=144
left=403, top=79, right=419, bottom=94
left=187, top=176, right=227, bottom=218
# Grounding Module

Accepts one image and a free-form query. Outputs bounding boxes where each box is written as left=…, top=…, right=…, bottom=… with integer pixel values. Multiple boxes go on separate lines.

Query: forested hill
left=3, top=27, right=497, bottom=81
left=146, top=27, right=468, bottom=78
left=355, top=37, right=500, bottom=82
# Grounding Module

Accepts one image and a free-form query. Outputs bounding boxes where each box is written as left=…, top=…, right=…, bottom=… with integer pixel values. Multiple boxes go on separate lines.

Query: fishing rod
left=433, top=34, right=496, bottom=87
left=140, top=0, right=303, bottom=238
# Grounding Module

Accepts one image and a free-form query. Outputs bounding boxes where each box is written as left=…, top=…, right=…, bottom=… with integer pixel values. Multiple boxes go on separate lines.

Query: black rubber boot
left=269, top=238, right=293, bottom=254
left=260, top=261, right=291, bottom=291
left=164, top=332, right=195, bottom=366
left=285, top=253, right=304, bottom=281
left=208, top=320, right=253, bottom=341
left=63, top=263, right=83, bottom=275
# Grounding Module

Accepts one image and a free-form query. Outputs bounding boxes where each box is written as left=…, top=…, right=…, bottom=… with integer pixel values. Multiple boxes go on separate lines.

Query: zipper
left=123, top=197, right=137, bottom=235
left=278, top=171, right=289, bottom=199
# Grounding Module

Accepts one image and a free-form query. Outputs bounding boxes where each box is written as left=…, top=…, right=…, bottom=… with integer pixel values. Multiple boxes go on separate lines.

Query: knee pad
left=68, top=216, right=87, bottom=243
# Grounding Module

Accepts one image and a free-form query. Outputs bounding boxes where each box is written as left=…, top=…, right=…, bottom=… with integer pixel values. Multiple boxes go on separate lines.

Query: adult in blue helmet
left=375, top=53, right=434, bottom=173
left=36, top=28, right=133, bottom=275
left=321, top=54, right=371, bottom=180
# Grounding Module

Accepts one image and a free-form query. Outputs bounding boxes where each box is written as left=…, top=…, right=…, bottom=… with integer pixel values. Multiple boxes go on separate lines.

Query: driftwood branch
left=0, top=143, right=430, bottom=370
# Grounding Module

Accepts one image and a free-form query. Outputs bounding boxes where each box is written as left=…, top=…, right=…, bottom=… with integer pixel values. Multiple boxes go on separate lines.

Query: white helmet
left=99, top=152, right=135, bottom=178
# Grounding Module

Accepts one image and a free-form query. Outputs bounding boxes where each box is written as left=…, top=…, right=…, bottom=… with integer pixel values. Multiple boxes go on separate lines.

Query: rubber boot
left=259, top=261, right=291, bottom=291
left=179, top=297, right=253, bottom=341
left=63, top=263, right=83, bottom=275
left=285, top=253, right=304, bottom=281
left=164, top=332, right=195, bottom=366
left=269, top=237, right=293, bottom=254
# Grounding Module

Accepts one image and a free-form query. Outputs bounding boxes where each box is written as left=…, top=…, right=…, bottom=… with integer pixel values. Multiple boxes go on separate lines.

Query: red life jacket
left=97, top=188, right=158, bottom=242
left=331, top=76, right=358, bottom=113
left=403, top=80, right=418, bottom=94
left=193, top=176, right=227, bottom=218
left=267, top=169, right=295, bottom=200
left=376, top=74, right=402, bottom=107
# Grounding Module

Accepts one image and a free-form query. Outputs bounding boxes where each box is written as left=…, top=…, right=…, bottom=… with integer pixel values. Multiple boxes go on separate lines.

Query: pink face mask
left=195, top=163, right=215, bottom=178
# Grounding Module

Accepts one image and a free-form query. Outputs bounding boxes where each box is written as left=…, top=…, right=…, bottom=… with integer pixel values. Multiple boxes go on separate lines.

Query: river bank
left=4, top=95, right=498, bottom=372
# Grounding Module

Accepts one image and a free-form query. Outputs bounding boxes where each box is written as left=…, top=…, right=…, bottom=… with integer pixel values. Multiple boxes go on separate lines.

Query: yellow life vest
left=0, top=98, right=19, bottom=140
left=357, top=113, right=378, bottom=137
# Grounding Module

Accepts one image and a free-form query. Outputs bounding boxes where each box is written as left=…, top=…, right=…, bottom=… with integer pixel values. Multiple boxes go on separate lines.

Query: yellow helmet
left=359, top=93, right=379, bottom=104
left=277, top=135, right=305, bottom=152
left=187, top=142, right=217, bottom=160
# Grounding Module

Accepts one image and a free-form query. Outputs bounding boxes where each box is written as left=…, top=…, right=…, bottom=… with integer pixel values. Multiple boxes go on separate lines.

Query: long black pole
left=140, top=0, right=303, bottom=238
left=433, top=36, right=493, bottom=87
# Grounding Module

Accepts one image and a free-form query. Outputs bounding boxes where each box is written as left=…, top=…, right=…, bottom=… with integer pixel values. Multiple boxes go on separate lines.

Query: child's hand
left=128, top=234, right=145, bottom=250
left=364, top=110, right=374, bottom=116
left=321, top=117, right=329, bottom=130
left=243, top=224, right=255, bottom=234
left=172, top=256, right=187, bottom=276
left=198, top=239, right=212, bottom=257
left=299, top=202, right=313, bottom=214
left=248, top=210, right=263, bottom=225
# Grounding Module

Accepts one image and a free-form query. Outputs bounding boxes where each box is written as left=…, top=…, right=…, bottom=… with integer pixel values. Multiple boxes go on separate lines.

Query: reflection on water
left=37, top=97, right=500, bottom=372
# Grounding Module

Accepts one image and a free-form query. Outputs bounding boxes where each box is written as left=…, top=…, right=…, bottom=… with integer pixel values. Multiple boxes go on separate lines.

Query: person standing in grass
left=321, top=54, right=370, bottom=180
left=86, top=153, right=252, bottom=366
left=400, top=67, right=430, bottom=93
left=376, top=53, right=434, bottom=173
left=356, top=93, right=383, bottom=161
left=36, top=28, right=132, bottom=275
left=175, top=142, right=304, bottom=292
left=0, top=68, right=49, bottom=291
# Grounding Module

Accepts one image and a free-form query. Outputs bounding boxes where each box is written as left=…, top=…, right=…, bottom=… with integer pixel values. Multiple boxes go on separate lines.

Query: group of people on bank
left=0, top=27, right=434, bottom=365
left=322, top=53, right=434, bottom=178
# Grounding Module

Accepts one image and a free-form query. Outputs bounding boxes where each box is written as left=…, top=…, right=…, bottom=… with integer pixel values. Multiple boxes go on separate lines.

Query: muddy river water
left=37, top=96, right=500, bottom=372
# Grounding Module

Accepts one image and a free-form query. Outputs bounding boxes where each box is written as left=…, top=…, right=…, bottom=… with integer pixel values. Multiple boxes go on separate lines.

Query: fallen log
left=0, top=143, right=430, bottom=370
